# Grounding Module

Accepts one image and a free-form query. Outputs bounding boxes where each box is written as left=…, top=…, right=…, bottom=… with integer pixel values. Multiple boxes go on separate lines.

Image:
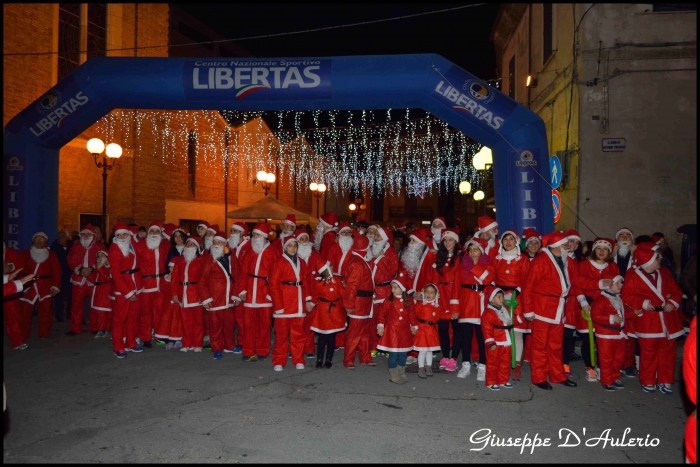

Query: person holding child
left=481, top=286, right=514, bottom=390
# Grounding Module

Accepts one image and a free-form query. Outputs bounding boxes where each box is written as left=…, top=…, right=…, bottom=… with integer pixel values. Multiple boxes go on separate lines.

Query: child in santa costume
left=434, top=228, right=461, bottom=373
left=155, top=226, right=187, bottom=350
left=310, top=258, right=347, bottom=368
left=377, top=273, right=418, bottom=384
left=481, top=286, right=514, bottom=390
left=591, top=275, right=628, bottom=391
left=621, top=246, right=683, bottom=394
left=171, top=237, right=206, bottom=353
left=413, top=283, right=441, bottom=379
left=90, top=247, right=114, bottom=338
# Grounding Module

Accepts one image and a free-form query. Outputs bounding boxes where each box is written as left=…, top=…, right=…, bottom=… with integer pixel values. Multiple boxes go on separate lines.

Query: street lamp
left=256, top=170, right=276, bottom=196
left=88, top=138, right=121, bottom=242
left=309, top=182, right=326, bottom=217
left=473, top=146, right=493, bottom=214
left=458, top=181, right=471, bottom=195
left=473, top=190, right=485, bottom=201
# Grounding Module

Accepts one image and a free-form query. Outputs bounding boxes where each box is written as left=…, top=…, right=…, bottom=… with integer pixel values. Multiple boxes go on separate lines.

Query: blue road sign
left=549, top=155, right=562, bottom=190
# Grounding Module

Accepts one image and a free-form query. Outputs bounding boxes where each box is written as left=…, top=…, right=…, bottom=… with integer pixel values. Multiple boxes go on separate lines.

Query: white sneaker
left=173, top=340, right=183, bottom=349
left=179, top=347, right=189, bottom=353
left=274, top=365, right=283, bottom=371
left=476, top=363, right=486, bottom=381
left=95, top=331, right=105, bottom=339
left=193, top=347, right=202, bottom=353
left=295, top=363, right=305, bottom=370
left=457, top=362, right=471, bottom=378
left=595, top=367, right=601, bottom=381
left=406, top=356, right=417, bottom=365
left=136, top=337, right=142, bottom=346
left=13, top=343, right=29, bottom=350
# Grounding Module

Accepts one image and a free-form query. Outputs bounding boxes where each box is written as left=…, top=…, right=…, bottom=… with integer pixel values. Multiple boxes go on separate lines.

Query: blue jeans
left=388, top=351, right=408, bottom=369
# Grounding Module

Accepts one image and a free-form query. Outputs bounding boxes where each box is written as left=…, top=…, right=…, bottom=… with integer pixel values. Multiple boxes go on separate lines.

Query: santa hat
left=213, top=231, right=227, bottom=243
left=442, top=228, right=460, bottom=243
left=470, top=263, right=492, bottom=285
left=410, top=227, right=429, bottom=245
left=394, top=223, right=406, bottom=231
left=484, top=285, right=505, bottom=304
left=377, top=226, right=391, bottom=243
left=355, top=217, right=369, bottom=228
left=352, top=233, right=370, bottom=253
left=592, top=237, right=614, bottom=252
left=207, top=224, right=220, bottom=234
left=113, top=222, right=130, bottom=236
left=185, top=236, right=200, bottom=248
left=282, top=234, right=298, bottom=249
left=604, top=275, right=624, bottom=290
left=148, top=220, right=163, bottom=232
left=197, top=221, right=210, bottom=232
left=477, top=215, right=498, bottom=233
left=283, top=214, right=297, bottom=227
left=315, top=257, right=332, bottom=276
left=563, top=229, right=581, bottom=242
left=432, top=217, right=447, bottom=228
left=80, top=223, right=97, bottom=236
left=636, top=241, right=660, bottom=252
left=615, top=227, right=633, bottom=240
left=96, top=245, right=109, bottom=257
left=498, top=230, right=521, bottom=256
left=543, top=231, right=568, bottom=248
left=127, top=226, right=139, bottom=236
left=32, top=232, right=49, bottom=242
left=338, top=221, right=352, bottom=234
left=252, top=223, right=271, bottom=238
left=162, top=225, right=173, bottom=240
left=464, top=237, right=488, bottom=254
left=173, top=225, right=187, bottom=236
left=523, top=228, right=541, bottom=244
left=232, top=222, right=249, bottom=236
left=651, top=234, right=664, bottom=245
left=634, top=248, right=658, bottom=269
left=319, top=212, right=339, bottom=229
left=391, top=270, right=410, bottom=292
left=295, top=228, right=310, bottom=241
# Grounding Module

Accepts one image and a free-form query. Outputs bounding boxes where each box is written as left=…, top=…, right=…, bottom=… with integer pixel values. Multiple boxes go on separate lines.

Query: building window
left=543, top=3, right=553, bottom=63
left=187, top=130, right=197, bottom=194
left=508, top=55, right=516, bottom=99
left=87, top=3, right=107, bottom=61
left=58, top=3, right=81, bottom=81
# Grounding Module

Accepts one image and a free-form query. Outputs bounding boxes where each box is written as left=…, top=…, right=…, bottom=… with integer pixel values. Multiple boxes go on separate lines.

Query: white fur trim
left=480, top=221, right=498, bottom=232
left=114, top=229, right=130, bottom=236
left=409, top=234, right=425, bottom=245
left=615, top=228, right=633, bottom=240
left=640, top=253, right=658, bottom=269
left=442, top=230, right=460, bottom=243
left=252, top=228, right=269, bottom=237
left=391, top=279, right=406, bottom=291
left=317, top=261, right=331, bottom=275
left=549, top=237, right=568, bottom=248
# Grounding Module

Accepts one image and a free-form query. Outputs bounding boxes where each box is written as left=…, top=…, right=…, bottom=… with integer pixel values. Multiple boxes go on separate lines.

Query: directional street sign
left=549, top=155, right=562, bottom=190
left=552, top=189, right=562, bottom=223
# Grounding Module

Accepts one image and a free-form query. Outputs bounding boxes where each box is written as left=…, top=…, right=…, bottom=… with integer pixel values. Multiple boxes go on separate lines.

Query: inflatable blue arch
left=3, top=54, right=552, bottom=249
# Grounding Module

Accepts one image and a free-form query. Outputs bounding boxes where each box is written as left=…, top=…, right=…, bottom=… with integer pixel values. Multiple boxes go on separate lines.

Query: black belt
left=461, top=284, right=485, bottom=291
left=598, top=323, right=625, bottom=332
left=418, top=318, right=436, bottom=325
left=357, top=290, right=373, bottom=298
left=122, top=268, right=140, bottom=275
left=180, top=281, right=198, bottom=286
left=333, top=274, right=344, bottom=278
left=282, top=281, right=302, bottom=286
left=319, top=297, right=339, bottom=311
left=249, top=273, right=267, bottom=280
left=495, top=285, right=517, bottom=292
left=34, top=275, right=53, bottom=280
left=375, top=280, right=391, bottom=287
left=93, top=281, right=110, bottom=285
left=142, top=272, right=167, bottom=279
left=649, top=306, right=665, bottom=312
left=438, top=281, right=453, bottom=286
left=494, top=324, right=514, bottom=330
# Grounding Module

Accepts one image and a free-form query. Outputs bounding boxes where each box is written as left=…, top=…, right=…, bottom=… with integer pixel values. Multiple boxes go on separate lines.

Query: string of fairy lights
left=94, top=109, right=486, bottom=198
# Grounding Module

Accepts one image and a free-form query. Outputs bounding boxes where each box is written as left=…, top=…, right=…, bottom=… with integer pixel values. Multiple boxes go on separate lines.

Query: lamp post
left=256, top=170, right=276, bottom=196
left=349, top=203, right=357, bottom=221
left=472, top=146, right=493, bottom=215
left=309, top=182, right=327, bottom=217
left=88, top=138, right=122, bottom=242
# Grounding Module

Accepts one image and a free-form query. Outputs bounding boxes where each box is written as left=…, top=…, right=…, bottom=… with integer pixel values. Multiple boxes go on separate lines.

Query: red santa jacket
left=404, top=248, right=437, bottom=295
left=377, top=295, right=418, bottom=352
left=133, top=239, right=170, bottom=293
left=108, top=243, right=143, bottom=299
left=302, top=249, right=324, bottom=303
left=434, top=253, right=461, bottom=319
left=19, top=248, right=61, bottom=304
left=521, top=249, right=571, bottom=324
left=482, top=304, right=513, bottom=347
left=591, top=291, right=628, bottom=339
left=341, top=252, right=375, bottom=319
left=328, top=243, right=352, bottom=279
left=240, top=242, right=276, bottom=308
left=199, top=255, right=236, bottom=311
left=4, top=279, right=24, bottom=297
left=310, top=274, right=346, bottom=334
left=370, top=244, right=399, bottom=303
left=568, top=259, right=620, bottom=332
left=493, top=251, right=530, bottom=294
left=485, top=238, right=500, bottom=260
left=90, top=264, right=114, bottom=312
left=67, top=242, right=100, bottom=287
left=172, top=255, right=205, bottom=308
left=621, top=267, right=683, bottom=339
left=451, top=260, right=496, bottom=324
left=319, top=230, right=337, bottom=261
left=269, top=254, right=312, bottom=318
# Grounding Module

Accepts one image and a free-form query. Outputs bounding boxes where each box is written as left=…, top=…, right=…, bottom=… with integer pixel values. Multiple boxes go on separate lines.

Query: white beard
left=431, top=227, right=443, bottom=240
left=80, top=237, right=94, bottom=249
left=313, top=227, right=323, bottom=252
left=210, top=245, right=224, bottom=261
left=204, top=236, right=213, bottom=250
left=252, top=237, right=266, bottom=254
left=371, top=240, right=387, bottom=258
left=364, top=250, right=374, bottom=261
left=183, top=246, right=197, bottom=262
left=617, top=242, right=630, bottom=256
left=298, top=243, right=312, bottom=261
left=146, top=234, right=162, bottom=250
left=176, top=244, right=185, bottom=254
left=228, top=233, right=240, bottom=249
left=30, top=246, right=49, bottom=264
left=366, top=234, right=375, bottom=248
left=401, top=243, right=424, bottom=276
left=115, top=237, right=131, bottom=257
left=339, top=236, right=353, bottom=252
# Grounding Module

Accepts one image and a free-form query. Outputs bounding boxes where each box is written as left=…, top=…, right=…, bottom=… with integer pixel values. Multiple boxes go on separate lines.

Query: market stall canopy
left=226, top=194, right=318, bottom=225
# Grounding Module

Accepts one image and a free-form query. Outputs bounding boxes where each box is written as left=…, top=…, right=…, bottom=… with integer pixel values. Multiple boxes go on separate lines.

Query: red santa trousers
left=343, top=318, right=372, bottom=366
left=530, top=319, right=567, bottom=384
left=486, top=345, right=512, bottom=386
left=241, top=306, right=273, bottom=357
left=303, top=311, right=316, bottom=354
left=686, top=415, right=696, bottom=464
left=20, top=299, right=53, bottom=339
left=181, top=304, right=204, bottom=349
left=638, top=337, right=677, bottom=386
left=112, top=296, right=140, bottom=353
left=93, top=310, right=113, bottom=332
left=336, top=329, right=347, bottom=348
left=623, top=336, right=636, bottom=369
left=205, top=308, right=235, bottom=353
left=272, top=317, right=306, bottom=367
left=70, top=284, right=91, bottom=334
left=596, top=338, right=626, bottom=386
left=88, top=306, right=98, bottom=333
left=4, top=299, right=25, bottom=348
left=155, top=301, right=183, bottom=341
left=139, top=291, right=164, bottom=342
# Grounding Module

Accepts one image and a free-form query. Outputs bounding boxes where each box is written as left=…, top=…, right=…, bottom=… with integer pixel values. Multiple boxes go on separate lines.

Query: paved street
left=3, top=321, right=692, bottom=463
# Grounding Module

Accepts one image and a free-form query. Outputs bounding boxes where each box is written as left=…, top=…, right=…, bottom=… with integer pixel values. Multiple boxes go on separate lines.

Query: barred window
left=87, top=3, right=107, bottom=61
left=58, top=4, right=81, bottom=81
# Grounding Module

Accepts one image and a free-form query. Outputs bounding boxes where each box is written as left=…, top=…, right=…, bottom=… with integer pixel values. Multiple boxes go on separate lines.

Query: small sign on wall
left=602, top=138, right=626, bottom=152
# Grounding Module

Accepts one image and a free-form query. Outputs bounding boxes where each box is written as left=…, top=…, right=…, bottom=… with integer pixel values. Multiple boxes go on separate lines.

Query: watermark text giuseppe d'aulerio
left=469, top=428, right=660, bottom=455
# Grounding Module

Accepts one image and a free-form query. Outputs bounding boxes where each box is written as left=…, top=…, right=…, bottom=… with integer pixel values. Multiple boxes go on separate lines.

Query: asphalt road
left=3, top=321, right=693, bottom=463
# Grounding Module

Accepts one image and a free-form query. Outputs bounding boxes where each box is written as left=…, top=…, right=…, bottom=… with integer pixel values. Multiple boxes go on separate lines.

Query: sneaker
left=126, top=346, right=144, bottom=353
left=193, top=347, right=202, bottom=353
left=476, top=364, right=486, bottom=382
left=621, top=367, right=636, bottom=378
left=202, top=343, right=212, bottom=350
left=612, top=380, right=625, bottom=389
left=274, top=365, right=283, bottom=371
left=180, top=347, right=190, bottom=353
left=233, top=345, right=243, bottom=354
left=295, top=363, right=305, bottom=370
left=602, top=384, right=616, bottom=392
left=242, top=355, right=258, bottom=362
left=305, top=353, right=315, bottom=359
left=95, top=331, right=105, bottom=339
left=223, top=348, right=235, bottom=353
left=657, top=384, right=673, bottom=395
left=406, top=356, right=417, bottom=365
left=642, top=384, right=656, bottom=393
left=13, top=343, right=29, bottom=350
left=213, top=350, right=223, bottom=360
left=165, top=342, right=175, bottom=351
left=418, top=367, right=427, bottom=379
left=563, top=364, right=572, bottom=378
left=114, top=350, right=127, bottom=358
left=142, top=341, right=152, bottom=349
left=257, top=355, right=267, bottom=362
left=502, top=382, right=514, bottom=389
left=457, top=362, right=471, bottom=378
left=173, top=340, right=183, bottom=349
left=487, top=384, right=500, bottom=391
left=445, top=358, right=458, bottom=372
left=154, top=339, right=166, bottom=347
left=370, top=350, right=378, bottom=357
left=439, top=357, right=449, bottom=369
left=585, top=367, right=597, bottom=382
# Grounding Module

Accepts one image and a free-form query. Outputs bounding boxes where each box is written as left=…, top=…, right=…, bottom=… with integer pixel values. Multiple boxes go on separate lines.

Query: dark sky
left=175, top=3, right=501, bottom=80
